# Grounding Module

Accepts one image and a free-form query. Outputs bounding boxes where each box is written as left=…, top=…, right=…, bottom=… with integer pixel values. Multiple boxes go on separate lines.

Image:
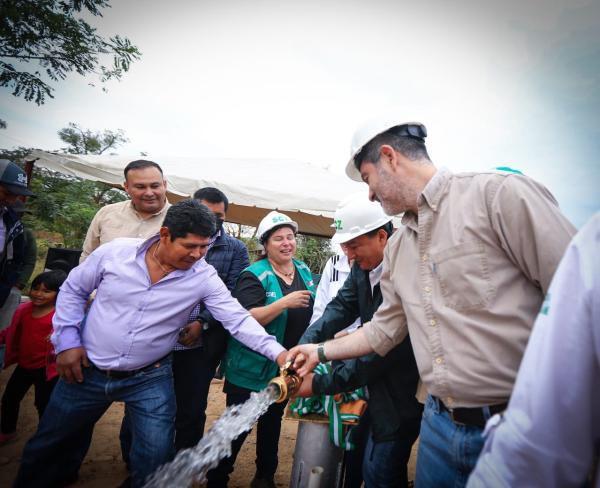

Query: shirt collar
left=419, top=167, right=451, bottom=212
left=401, top=167, right=451, bottom=231
left=128, top=199, right=170, bottom=219
left=207, top=230, right=220, bottom=249
left=135, top=233, right=200, bottom=281
left=137, top=233, right=160, bottom=255
left=369, top=261, right=384, bottom=291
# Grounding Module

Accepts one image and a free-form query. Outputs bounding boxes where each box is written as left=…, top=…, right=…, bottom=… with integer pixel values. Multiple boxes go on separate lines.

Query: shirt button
left=422, top=254, right=428, bottom=262
left=429, top=319, right=436, bottom=326
left=435, top=357, right=443, bottom=364
left=424, top=286, right=431, bottom=293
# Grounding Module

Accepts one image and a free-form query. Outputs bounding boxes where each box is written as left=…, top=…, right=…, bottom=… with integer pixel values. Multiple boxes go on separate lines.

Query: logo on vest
left=266, top=291, right=277, bottom=298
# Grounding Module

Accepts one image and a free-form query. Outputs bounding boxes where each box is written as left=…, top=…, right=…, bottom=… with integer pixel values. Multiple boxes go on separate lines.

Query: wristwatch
left=317, top=342, right=328, bottom=363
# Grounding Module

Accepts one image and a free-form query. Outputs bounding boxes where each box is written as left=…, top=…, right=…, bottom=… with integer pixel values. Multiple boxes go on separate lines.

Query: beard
left=375, top=173, right=413, bottom=216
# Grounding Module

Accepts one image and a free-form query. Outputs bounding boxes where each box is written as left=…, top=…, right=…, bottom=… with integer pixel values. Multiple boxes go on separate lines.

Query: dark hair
left=193, top=187, right=229, bottom=212
left=123, top=160, right=164, bottom=179
left=162, top=199, right=215, bottom=240
left=31, top=270, right=68, bottom=293
left=365, top=221, right=394, bottom=239
left=355, top=127, right=430, bottom=170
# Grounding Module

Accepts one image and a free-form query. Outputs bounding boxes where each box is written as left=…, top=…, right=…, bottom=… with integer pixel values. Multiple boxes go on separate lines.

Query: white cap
left=257, top=211, right=299, bottom=243
left=345, top=119, right=427, bottom=181
left=331, top=195, right=393, bottom=244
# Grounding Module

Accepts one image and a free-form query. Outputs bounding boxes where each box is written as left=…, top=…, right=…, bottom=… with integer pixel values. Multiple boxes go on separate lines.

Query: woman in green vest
left=208, top=211, right=315, bottom=488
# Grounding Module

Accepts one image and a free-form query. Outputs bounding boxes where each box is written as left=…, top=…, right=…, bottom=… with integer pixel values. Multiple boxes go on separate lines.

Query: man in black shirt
left=298, top=196, right=422, bottom=488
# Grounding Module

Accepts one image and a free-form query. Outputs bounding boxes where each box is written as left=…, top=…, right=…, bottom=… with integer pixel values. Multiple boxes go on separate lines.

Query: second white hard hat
left=257, top=211, right=298, bottom=243
left=331, top=195, right=393, bottom=245
left=345, top=119, right=427, bottom=182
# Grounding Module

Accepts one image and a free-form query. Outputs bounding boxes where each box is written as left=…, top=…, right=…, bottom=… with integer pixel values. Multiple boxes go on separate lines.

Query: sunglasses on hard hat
left=391, top=123, right=427, bottom=141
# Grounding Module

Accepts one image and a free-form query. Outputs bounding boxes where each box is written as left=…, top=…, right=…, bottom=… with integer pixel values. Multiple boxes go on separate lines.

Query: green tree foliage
left=0, top=146, right=31, bottom=162
left=23, top=166, right=126, bottom=248
left=58, top=122, right=129, bottom=155
left=295, top=235, right=333, bottom=274
left=0, top=0, right=141, bottom=105
left=0, top=121, right=130, bottom=248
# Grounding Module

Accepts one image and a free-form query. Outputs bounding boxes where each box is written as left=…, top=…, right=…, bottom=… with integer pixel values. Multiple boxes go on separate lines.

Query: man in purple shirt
left=14, top=200, right=287, bottom=488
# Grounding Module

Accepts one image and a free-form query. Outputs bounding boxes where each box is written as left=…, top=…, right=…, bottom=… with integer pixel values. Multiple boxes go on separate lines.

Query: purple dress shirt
left=52, top=235, right=284, bottom=370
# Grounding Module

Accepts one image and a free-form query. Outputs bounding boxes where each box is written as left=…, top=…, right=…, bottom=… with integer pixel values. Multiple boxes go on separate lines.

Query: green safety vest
left=223, top=258, right=315, bottom=391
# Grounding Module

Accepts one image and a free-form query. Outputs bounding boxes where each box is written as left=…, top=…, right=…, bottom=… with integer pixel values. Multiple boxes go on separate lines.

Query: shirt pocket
left=431, top=240, right=495, bottom=312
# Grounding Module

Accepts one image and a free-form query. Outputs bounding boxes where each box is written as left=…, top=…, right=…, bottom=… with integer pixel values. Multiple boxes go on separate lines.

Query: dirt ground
left=0, top=365, right=416, bottom=487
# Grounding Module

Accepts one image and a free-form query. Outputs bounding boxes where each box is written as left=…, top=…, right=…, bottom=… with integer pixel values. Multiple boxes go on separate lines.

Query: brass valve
left=268, top=361, right=303, bottom=403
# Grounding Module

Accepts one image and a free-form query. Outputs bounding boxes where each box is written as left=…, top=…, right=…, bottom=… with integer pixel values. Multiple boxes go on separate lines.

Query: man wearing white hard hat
left=210, top=211, right=315, bottom=488
left=297, top=195, right=422, bottom=488
left=288, top=121, right=576, bottom=487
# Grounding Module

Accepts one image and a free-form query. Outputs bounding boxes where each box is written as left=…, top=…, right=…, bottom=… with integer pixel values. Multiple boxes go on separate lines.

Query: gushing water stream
left=144, top=385, right=279, bottom=487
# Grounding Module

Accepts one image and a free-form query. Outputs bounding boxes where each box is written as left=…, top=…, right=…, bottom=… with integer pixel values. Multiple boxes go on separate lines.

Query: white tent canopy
left=26, top=150, right=365, bottom=237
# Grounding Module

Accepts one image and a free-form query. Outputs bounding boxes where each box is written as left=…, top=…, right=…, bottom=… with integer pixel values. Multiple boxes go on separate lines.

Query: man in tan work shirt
left=80, top=159, right=170, bottom=261
left=288, top=120, right=576, bottom=488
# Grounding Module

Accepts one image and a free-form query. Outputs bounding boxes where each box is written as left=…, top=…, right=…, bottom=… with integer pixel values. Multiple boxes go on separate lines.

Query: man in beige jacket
left=80, top=159, right=170, bottom=261
left=288, top=120, right=575, bottom=488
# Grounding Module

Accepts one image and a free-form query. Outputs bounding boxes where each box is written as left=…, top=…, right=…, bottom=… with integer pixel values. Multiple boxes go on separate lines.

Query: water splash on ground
left=144, top=385, right=279, bottom=487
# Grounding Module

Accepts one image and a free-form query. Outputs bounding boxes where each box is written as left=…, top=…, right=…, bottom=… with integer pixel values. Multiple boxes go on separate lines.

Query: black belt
left=435, top=396, right=507, bottom=428
left=90, top=355, right=170, bottom=379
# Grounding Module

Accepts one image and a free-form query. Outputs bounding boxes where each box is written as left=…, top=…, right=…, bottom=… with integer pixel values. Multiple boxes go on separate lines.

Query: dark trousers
left=119, top=346, right=217, bottom=463
left=173, top=347, right=217, bottom=450
left=1, top=365, right=57, bottom=434
left=362, top=423, right=420, bottom=488
left=343, top=410, right=371, bottom=488
left=206, top=388, right=287, bottom=487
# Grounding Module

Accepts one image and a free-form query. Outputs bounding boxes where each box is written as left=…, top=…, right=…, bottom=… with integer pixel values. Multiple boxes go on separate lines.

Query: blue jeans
left=14, top=358, right=176, bottom=488
left=362, top=424, right=419, bottom=488
left=120, top=346, right=216, bottom=465
left=415, top=395, right=486, bottom=488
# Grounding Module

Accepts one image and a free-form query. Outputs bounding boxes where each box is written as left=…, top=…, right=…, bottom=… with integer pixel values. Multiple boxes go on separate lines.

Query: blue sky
left=1, top=0, right=598, bottom=227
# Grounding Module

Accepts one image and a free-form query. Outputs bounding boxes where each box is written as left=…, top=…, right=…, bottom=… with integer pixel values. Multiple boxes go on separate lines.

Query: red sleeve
left=2, top=302, right=32, bottom=368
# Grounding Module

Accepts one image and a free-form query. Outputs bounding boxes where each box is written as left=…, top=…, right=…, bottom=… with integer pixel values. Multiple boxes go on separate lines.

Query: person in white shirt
left=467, top=212, right=600, bottom=488
left=310, top=245, right=360, bottom=332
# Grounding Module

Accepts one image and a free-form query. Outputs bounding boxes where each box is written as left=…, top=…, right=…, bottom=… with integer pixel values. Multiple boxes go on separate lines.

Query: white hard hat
left=331, top=195, right=393, bottom=245
left=345, top=119, right=427, bottom=182
left=257, top=211, right=299, bottom=243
